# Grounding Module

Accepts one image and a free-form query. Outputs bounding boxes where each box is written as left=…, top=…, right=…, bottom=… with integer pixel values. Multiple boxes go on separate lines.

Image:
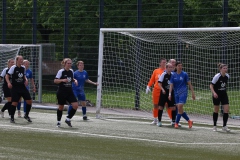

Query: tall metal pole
left=63, top=0, right=69, bottom=58
left=99, top=0, right=104, bottom=29
left=134, top=0, right=142, bottom=110
left=177, top=0, right=183, bottom=61
left=32, top=0, right=37, bottom=100
left=2, top=0, right=7, bottom=44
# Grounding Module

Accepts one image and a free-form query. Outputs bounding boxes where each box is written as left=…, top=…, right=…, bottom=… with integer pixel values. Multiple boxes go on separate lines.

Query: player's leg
left=56, top=91, right=66, bottom=127
left=157, top=93, right=167, bottom=127
left=221, top=95, right=230, bottom=132
left=212, top=96, right=220, bottom=131
left=65, top=93, right=78, bottom=127
left=168, top=98, right=176, bottom=126
left=178, top=93, right=193, bottom=128
left=23, top=100, right=27, bottom=116
left=79, top=92, right=88, bottom=120
left=152, top=89, right=160, bottom=124
left=1, top=86, right=12, bottom=118
left=9, top=88, right=21, bottom=123
left=17, top=97, right=22, bottom=117
left=22, top=88, right=32, bottom=122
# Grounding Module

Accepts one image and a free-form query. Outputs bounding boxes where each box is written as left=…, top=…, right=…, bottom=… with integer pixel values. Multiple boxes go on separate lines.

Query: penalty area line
left=0, top=124, right=239, bottom=145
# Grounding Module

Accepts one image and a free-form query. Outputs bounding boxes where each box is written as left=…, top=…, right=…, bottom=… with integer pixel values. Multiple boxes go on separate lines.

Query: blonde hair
left=23, top=59, right=29, bottom=64
left=166, top=63, right=172, bottom=68
left=7, top=58, right=14, bottom=67
left=61, top=58, right=72, bottom=67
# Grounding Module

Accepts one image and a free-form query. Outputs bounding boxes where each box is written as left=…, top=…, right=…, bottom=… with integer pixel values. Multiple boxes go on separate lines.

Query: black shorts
left=2, top=85, right=11, bottom=97
left=57, top=89, right=77, bottom=105
left=212, top=92, right=229, bottom=106
left=11, top=85, right=32, bottom=102
left=158, top=91, right=175, bottom=107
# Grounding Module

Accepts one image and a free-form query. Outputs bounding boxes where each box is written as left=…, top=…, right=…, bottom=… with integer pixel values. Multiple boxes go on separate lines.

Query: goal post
left=0, top=44, right=42, bottom=103
left=97, top=27, right=240, bottom=119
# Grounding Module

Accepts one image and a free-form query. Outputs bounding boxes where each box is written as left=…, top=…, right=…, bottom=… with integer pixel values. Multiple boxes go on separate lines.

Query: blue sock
left=176, top=114, right=182, bottom=123
left=68, top=105, right=73, bottom=115
left=24, top=101, right=27, bottom=113
left=82, top=107, right=86, bottom=115
left=182, top=112, right=190, bottom=121
left=175, top=106, right=178, bottom=115
left=17, top=102, right=21, bottom=111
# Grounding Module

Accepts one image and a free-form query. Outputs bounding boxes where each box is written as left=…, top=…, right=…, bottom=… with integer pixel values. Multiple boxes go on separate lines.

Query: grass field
left=0, top=108, right=240, bottom=160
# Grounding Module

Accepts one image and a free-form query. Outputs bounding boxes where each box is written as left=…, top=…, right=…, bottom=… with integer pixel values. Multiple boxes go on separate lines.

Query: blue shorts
left=73, top=90, right=86, bottom=101
left=174, top=92, right=187, bottom=104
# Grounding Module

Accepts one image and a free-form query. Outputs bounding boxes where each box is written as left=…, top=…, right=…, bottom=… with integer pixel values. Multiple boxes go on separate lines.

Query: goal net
left=0, top=44, right=42, bottom=102
left=97, top=27, right=240, bottom=120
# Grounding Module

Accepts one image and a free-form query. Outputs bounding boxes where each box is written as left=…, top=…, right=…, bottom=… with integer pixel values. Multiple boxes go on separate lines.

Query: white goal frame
left=96, top=27, right=240, bottom=118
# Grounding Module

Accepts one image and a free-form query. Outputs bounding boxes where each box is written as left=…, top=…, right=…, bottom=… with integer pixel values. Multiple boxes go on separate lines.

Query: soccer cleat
left=188, top=120, right=193, bottom=128
left=1, top=111, right=4, bottom=118
left=222, top=126, right=230, bottom=132
left=18, top=111, right=22, bottom=118
left=157, top=122, right=162, bottom=127
left=10, top=118, right=15, bottom=123
left=171, top=122, right=181, bottom=127
left=24, top=115, right=32, bottom=122
left=213, top=126, right=217, bottom=132
left=56, top=122, right=61, bottom=127
left=174, top=123, right=179, bottom=129
left=65, top=119, right=72, bottom=127
left=151, top=119, right=158, bottom=125
left=83, top=115, right=88, bottom=120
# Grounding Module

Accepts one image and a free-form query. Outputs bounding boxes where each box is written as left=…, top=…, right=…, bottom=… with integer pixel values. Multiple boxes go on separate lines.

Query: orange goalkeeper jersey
left=147, top=68, right=166, bottom=89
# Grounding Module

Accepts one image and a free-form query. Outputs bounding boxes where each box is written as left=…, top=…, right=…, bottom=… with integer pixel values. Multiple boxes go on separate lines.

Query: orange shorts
left=152, top=88, right=161, bottom=105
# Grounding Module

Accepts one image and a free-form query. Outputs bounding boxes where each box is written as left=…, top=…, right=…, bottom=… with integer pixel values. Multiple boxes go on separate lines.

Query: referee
left=5, top=55, right=32, bottom=123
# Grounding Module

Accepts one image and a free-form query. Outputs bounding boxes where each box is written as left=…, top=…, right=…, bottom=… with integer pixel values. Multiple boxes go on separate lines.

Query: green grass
left=41, top=88, right=240, bottom=116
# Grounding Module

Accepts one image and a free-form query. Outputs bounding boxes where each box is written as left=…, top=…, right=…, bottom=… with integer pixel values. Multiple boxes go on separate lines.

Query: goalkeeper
left=146, top=58, right=167, bottom=124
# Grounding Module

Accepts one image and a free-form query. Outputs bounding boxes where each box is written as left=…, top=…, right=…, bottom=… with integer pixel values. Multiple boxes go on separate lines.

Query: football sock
left=82, top=107, right=86, bottom=116
left=25, top=104, right=32, bottom=116
left=223, top=113, right=229, bottom=127
left=68, top=105, right=73, bottom=115
left=57, top=109, right=63, bottom=121
left=176, top=114, right=182, bottom=124
left=167, top=108, right=172, bottom=119
left=158, top=109, right=163, bottom=122
left=213, top=112, right=218, bottom=126
left=153, top=108, right=158, bottom=118
left=24, top=101, right=27, bottom=113
left=182, top=112, right=189, bottom=121
left=17, top=102, right=21, bottom=111
left=10, top=105, right=16, bottom=119
left=172, top=110, right=176, bottom=122
left=1, top=102, right=11, bottom=112
left=67, top=108, right=76, bottom=119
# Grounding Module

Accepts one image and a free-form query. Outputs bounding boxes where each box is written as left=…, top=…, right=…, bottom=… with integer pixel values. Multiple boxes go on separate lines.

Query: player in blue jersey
left=168, top=61, right=195, bottom=129
left=210, top=63, right=230, bottom=132
left=68, top=61, right=98, bottom=120
left=0, top=59, right=15, bottom=118
left=17, top=60, right=36, bottom=117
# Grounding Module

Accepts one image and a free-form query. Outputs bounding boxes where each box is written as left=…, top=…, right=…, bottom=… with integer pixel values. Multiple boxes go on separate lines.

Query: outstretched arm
left=86, top=79, right=98, bottom=85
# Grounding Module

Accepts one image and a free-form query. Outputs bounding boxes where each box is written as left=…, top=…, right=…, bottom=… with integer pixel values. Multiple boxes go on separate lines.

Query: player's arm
left=187, top=81, right=195, bottom=100
left=210, top=83, right=218, bottom=98
left=86, top=79, right=98, bottom=85
left=30, top=78, right=36, bottom=92
left=158, top=73, right=165, bottom=94
left=168, top=83, right=173, bottom=100
left=147, top=70, right=156, bottom=87
left=54, top=70, right=67, bottom=84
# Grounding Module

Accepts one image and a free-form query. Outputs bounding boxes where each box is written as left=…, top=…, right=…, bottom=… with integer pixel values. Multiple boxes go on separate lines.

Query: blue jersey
left=170, top=71, right=189, bottom=95
left=72, top=70, right=88, bottom=92
left=25, top=69, right=33, bottom=89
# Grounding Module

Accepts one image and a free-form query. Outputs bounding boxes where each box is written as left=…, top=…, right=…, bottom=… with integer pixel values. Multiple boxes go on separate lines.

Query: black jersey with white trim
left=211, top=73, right=229, bottom=93
left=7, top=65, right=26, bottom=86
left=0, top=67, right=12, bottom=87
left=55, top=69, right=74, bottom=91
left=158, top=71, right=173, bottom=91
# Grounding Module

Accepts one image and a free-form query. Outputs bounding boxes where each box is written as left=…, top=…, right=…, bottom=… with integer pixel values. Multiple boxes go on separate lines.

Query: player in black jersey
left=0, top=59, right=15, bottom=118
left=157, top=63, right=176, bottom=127
left=54, top=58, right=78, bottom=127
left=5, top=55, right=32, bottom=123
left=210, top=63, right=230, bottom=132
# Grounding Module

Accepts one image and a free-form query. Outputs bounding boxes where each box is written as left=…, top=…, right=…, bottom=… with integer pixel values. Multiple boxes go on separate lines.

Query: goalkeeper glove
left=146, top=86, right=151, bottom=94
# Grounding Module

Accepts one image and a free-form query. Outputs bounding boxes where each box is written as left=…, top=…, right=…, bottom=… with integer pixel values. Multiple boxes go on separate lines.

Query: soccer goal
left=0, top=44, right=42, bottom=103
left=96, top=27, right=240, bottom=119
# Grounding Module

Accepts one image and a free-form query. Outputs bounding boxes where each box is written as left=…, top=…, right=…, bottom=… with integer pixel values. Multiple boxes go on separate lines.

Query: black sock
left=67, top=108, right=76, bottom=119
left=10, top=105, right=16, bottom=119
left=1, top=102, right=11, bottom=112
left=158, top=110, right=163, bottom=122
left=172, top=110, right=176, bottom=122
left=223, top=113, right=229, bottom=127
left=25, top=104, right=32, bottom=116
left=57, top=109, right=63, bottom=121
left=213, top=112, right=218, bottom=126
